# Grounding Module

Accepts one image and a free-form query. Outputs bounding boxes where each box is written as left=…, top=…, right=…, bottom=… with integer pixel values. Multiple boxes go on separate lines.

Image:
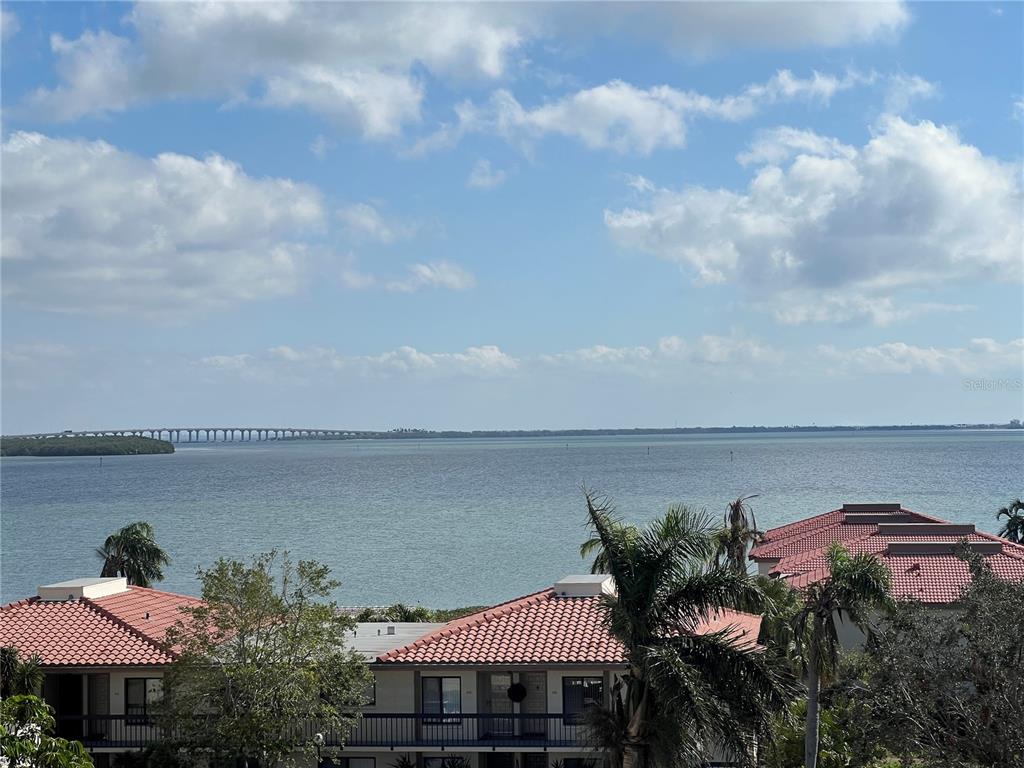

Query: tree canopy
left=159, top=551, right=372, bottom=767
left=835, top=547, right=1024, bottom=767
left=580, top=491, right=798, bottom=768
left=0, top=695, right=93, bottom=768
left=96, top=521, right=171, bottom=587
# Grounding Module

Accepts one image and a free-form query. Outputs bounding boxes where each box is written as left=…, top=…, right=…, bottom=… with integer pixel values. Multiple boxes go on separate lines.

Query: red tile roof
left=752, top=506, right=1024, bottom=604
left=0, top=586, right=201, bottom=667
left=377, top=589, right=761, bottom=664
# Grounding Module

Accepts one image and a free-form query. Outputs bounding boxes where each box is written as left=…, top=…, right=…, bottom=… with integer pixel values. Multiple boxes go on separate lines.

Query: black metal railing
left=60, top=713, right=588, bottom=750
left=312, top=713, right=587, bottom=748
left=56, top=715, right=175, bottom=749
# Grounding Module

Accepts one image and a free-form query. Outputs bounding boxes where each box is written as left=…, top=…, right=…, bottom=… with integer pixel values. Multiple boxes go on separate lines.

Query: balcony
left=60, top=713, right=593, bottom=751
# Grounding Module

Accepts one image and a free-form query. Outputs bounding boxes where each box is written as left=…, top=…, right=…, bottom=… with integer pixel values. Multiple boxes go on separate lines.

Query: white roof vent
left=553, top=574, right=615, bottom=598
left=38, top=577, right=130, bottom=602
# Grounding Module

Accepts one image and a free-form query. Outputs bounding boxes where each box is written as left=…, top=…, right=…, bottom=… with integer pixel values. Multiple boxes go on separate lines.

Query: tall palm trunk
left=804, top=646, right=820, bottom=768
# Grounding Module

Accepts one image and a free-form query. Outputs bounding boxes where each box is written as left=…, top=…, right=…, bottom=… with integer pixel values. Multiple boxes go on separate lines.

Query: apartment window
left=125, top=678, right=161, bottom=725
left=422, top=676, right=462, bottom=723
left=562, top=676, right=603, bottom=725
left=363, top=676, right=376, bottom=706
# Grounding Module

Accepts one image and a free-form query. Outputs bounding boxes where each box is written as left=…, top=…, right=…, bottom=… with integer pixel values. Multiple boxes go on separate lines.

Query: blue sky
left=1, top=1, right=1021, bottom=433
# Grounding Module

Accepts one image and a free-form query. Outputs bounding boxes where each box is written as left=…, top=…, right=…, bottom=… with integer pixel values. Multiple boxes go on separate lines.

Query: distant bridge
left=5, top=428, right=373, bottom=443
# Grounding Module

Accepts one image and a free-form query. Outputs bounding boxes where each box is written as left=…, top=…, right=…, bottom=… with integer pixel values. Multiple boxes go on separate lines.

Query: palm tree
left=582, top=491, right=798, bottom=768
left=793, top=543, right=891, bottom=768
left=996, top=499, right=1024, bottom=543
left=96, top=521, right=171, bottom=587
left=714, top=494, right=764, bottom=575
left=0, top=646, right=44, bottom=697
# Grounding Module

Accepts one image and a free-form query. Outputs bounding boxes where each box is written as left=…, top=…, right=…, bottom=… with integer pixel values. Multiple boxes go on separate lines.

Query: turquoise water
left=2, top=430, right=1022, bottom=606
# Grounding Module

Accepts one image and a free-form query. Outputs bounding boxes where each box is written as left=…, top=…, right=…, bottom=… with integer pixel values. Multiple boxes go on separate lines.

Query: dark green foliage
left=793, top=543, right=892, bottom=768
left=388, top=754, right=417, bottom=768
left=0, top=695, right=94, bottom=768
left=1, top=435, right=174, bottom=456
left=580, top=491, right=798, bottom=768
left=714, top=494, right=764, bottom=575
left=997, top=498, right=1024, bottom=543
left=97, top=521, right=171, bottom=586
left=0, top=645, right=45, bottom=697
left=353, top=604, right=485, bottom=622
left=834, top=550, right=1024, bottom=767
left=158, top=551, right=372, bottom=767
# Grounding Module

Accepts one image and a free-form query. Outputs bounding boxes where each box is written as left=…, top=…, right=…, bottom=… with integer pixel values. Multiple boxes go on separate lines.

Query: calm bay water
left=2, top=430, right=1022, bottom=606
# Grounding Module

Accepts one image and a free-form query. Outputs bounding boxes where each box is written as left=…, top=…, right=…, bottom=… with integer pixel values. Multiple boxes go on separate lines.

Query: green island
left=0, top=435, right=175, bottom=457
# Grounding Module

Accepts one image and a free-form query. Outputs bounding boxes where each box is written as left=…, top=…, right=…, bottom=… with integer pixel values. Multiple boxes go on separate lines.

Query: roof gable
left=0, top=585, right=201, bottom=667
left=377, top=589, right=761, bottom=665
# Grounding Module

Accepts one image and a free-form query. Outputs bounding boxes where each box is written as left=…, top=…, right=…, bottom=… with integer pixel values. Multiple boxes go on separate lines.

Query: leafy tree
left=159, top=551, right=372, bottom=767
left=0, top=646, right=44, bottom=698
left=0, top=695, right=93, bottom=768
left=793, top=544, right=891, bottom=768
left=836, top=548, right=1024, bottom=767
left=996, top=498, right=1024, bottom=543
left=581, top=491, right=798, bottom=768
left=714, top=494, right=764, bottom=575
left=96, top=521, right=171, bottom=586
left=763, top=700, right=851, bottom=768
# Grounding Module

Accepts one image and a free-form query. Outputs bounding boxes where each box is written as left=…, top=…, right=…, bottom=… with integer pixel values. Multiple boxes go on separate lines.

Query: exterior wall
left=368, top=669, right=416, bottom=712
left=756, top=559, right=779, bottom=577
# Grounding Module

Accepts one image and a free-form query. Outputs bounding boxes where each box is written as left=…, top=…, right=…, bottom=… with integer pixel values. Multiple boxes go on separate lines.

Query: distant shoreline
left=5, top=421, right=1021, bottom=445
left=0, top=435, right=175, bottom=457
left=351, top=423, right=1024, bottom=439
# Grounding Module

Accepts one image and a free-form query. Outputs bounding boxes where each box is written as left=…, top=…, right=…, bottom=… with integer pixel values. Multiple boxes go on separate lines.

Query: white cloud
left=884, top=73, right=938, bottom=113
left=199, top=354, right=253, bottom=371
left=606, top=116, right=1022, bottom=308
left=22, top=2, right=908, bottom=134
left=578, top=2, right=908, bottom=53
left=386, top=261, right=477, bottom=293
left=542, top=333, right=779, bottom=372
left=541, top=345, right=655, bottom=372
left=26, top=3, right=529, bottom=135
left=771, top=295, right=975, bottom=327
left=467, top=159, right=507, bottom=190
left=819, top=338, right=1024, bottom=375
left=207, top=343, right=519, bottom=378
left=416, top=69, right=865, bottom=156
left=1, top=132, right=324, bottom=317
left=337, top=203, right=413, bottom=244
left=1014, top=98, right=1024, bottom=121
left=1, top=8, right=19, bottom=41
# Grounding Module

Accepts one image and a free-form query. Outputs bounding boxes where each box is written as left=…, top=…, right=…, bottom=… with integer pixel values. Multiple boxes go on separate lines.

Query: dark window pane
left=563, top=677, right=603, bottom=724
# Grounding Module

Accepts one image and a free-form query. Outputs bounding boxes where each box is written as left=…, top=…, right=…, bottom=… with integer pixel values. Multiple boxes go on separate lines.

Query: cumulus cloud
left=819, top=338, right=1024, bottom=375
left=25, top=3, right=528, bottom=135
left=415, top=69, right=865, bottom=156
left=386, top=261, right=477, bottom=293
left=22, top=2, right=908, bottom=134
left=606, top=116, right=1022, bottom=320
left=467, top=159, right=507, bottom=190
left=1, top=132, right=324, bottom=317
